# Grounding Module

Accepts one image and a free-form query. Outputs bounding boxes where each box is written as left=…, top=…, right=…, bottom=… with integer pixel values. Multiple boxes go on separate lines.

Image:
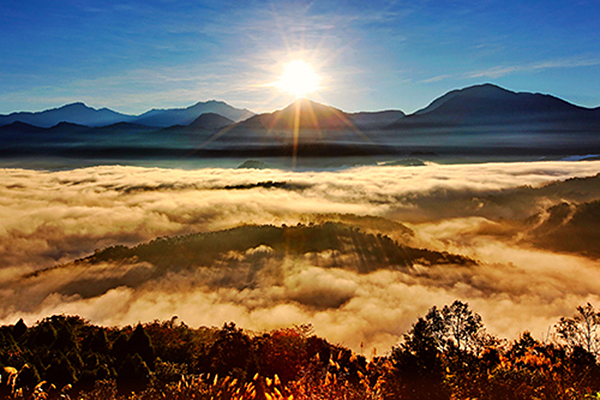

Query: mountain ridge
left=397, top=83, right=600, bottom=127
left=0, top=102, right=133, bottom=128
left=134, top=100, right=254, bottom=126
left=43, top=222, right=475, bottom=281
left=0, top=100, right=254, bottom=128
left=3, top=83, right=599, bottom=130
left=2, top=83, right=600, bottom=161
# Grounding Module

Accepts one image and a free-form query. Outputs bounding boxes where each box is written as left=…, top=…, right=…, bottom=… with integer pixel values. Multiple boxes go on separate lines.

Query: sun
left=274, top=60, right=322, bottom=98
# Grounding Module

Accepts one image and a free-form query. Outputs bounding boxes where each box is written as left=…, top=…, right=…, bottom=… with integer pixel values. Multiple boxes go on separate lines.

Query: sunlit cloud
left=466, top=57, right=600, bottom=79
left=421, top=57, right=600, bottom=84
left=1, top=161, right=600, bottom=352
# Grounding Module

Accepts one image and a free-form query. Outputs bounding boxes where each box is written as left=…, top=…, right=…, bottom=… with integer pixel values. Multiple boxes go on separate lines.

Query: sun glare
left=275, top=60, right=322, bottom=98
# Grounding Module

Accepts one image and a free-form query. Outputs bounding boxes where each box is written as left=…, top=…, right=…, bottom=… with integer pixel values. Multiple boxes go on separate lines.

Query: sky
left=1, top=0, right=600, bottom=115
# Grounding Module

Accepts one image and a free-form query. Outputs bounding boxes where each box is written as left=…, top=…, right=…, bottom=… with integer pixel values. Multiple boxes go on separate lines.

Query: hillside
left=82, top=222, right=473, bottom=273
left=188, top=112, right=235, bottom=130
left=524, top=199, right=600, bottom=258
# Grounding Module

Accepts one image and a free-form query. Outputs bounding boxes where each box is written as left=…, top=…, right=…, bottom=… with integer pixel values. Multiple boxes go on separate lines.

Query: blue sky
left=1, top=0, right=599, bottom=115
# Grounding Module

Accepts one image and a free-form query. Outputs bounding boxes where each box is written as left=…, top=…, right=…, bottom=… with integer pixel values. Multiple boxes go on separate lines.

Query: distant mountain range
left=2, top=83, right=598, bottom=131
left=1, top=83, right=599, bottom=162
left=0, top=100, right=253, bottom=128
left=133, top=101, right=253, bottom=127
left=0, top=103, right=131, bottom=128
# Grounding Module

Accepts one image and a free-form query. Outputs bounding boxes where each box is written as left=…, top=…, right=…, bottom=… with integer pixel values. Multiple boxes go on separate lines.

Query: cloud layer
left=1, top=161, right=600, bottom=353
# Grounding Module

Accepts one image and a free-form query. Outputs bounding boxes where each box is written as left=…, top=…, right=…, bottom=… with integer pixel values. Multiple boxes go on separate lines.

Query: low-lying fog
left=1, top=161, right=600, bottom=354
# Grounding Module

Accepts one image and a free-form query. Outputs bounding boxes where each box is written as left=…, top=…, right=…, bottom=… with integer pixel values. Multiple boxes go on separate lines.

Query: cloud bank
left=1, top=161, right=600, bottom=353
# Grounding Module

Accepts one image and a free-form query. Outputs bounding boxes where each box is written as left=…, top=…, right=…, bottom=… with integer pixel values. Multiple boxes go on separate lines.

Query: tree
left=110, top=332, right=129, bottom=364
left=556, top=303, right=600, bottom=356
left=442, top=300, right=484, bottom=352
left=81, top=328, right=109, bottom=354
left=26, top=323, right=57, bottom=349
left=117, top=353, right=151, bottom=394
left=207, top=322, right=255, bottom=380
left=128, top=324, right=155, bottom=369
left=12, top=319, right=27, bottom=340
left=256, top=327, right=308, bottom=384
left=424, top=300, right=485, bottom=353
left=45, top=355, right=76, bottom=387
left=386, top=318, right=450, bottom=400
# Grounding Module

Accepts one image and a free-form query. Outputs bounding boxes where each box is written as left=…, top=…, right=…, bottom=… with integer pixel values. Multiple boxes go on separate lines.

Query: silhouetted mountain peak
left=393, top=83, right=599, bottom=130
left=3, top=121, right=37, bottom=129
left=282, top=98, right=345, bottom=115
left=194, top=99, right=225, bottom=107
left=461, top=82, right=512, bottom=95
left=287, top=97, right=330, bottom=108
left=62, top=101, right=89, bottom=109
left=188, top=112, right=234, bottom=130
left=240, top=99, right=408, bottom=132
left=53, top=121, right=87, bottom=127
left=240, top=98, right=351, bottom=130
left=53, top=102, right=113, bottom=115
left=415, top=84, right=514, bottom=115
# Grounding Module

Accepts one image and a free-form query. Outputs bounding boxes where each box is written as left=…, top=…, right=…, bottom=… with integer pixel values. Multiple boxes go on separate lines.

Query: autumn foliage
left=2, top=302, right=600, bottom=399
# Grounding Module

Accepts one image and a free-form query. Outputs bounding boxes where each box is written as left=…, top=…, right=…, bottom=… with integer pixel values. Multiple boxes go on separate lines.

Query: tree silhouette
left=128, top=324, right=155, bottom=369
left=424, top=300, right=485, bottom=353
left=82, top=328, right=110, bottom=354
left=556, top=302, right=600, bottom=356
left=207, top=322, right=255, bottom=380
left=3, top=304, right=600, bottom=398
left=387, top=318, right=450, bottom=400
left=45, top=354, right=76, bottom=388
left=117, top=353, right=151, bottom=394
left=26, top=322, right=57, bottom=349
left=110, top=332, right=129, bottom=365
left=12, top=319, right=27, bottom=340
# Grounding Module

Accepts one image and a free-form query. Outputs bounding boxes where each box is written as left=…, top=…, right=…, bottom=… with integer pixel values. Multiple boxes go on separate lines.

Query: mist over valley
left=2, top=161, right=600, bottom=353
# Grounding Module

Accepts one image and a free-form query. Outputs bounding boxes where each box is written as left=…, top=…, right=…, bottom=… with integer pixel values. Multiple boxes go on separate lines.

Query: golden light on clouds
left=274, top=60, right=322, bottom=98
left=2, top=162, right=600, bottom=352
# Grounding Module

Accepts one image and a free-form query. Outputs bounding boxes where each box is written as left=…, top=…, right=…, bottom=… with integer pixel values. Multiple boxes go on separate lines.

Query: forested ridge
left=83, top=222, right=474, bottom=272
left=2, top=301, right=600, bottom=399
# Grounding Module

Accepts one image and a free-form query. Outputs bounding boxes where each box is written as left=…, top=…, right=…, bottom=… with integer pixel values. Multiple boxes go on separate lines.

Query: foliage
left=2, top=302, right=600, bottom=399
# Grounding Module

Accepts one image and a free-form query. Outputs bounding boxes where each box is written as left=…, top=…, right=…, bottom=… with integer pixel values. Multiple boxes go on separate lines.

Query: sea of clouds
left=1, top=161, right=600, bottom=353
